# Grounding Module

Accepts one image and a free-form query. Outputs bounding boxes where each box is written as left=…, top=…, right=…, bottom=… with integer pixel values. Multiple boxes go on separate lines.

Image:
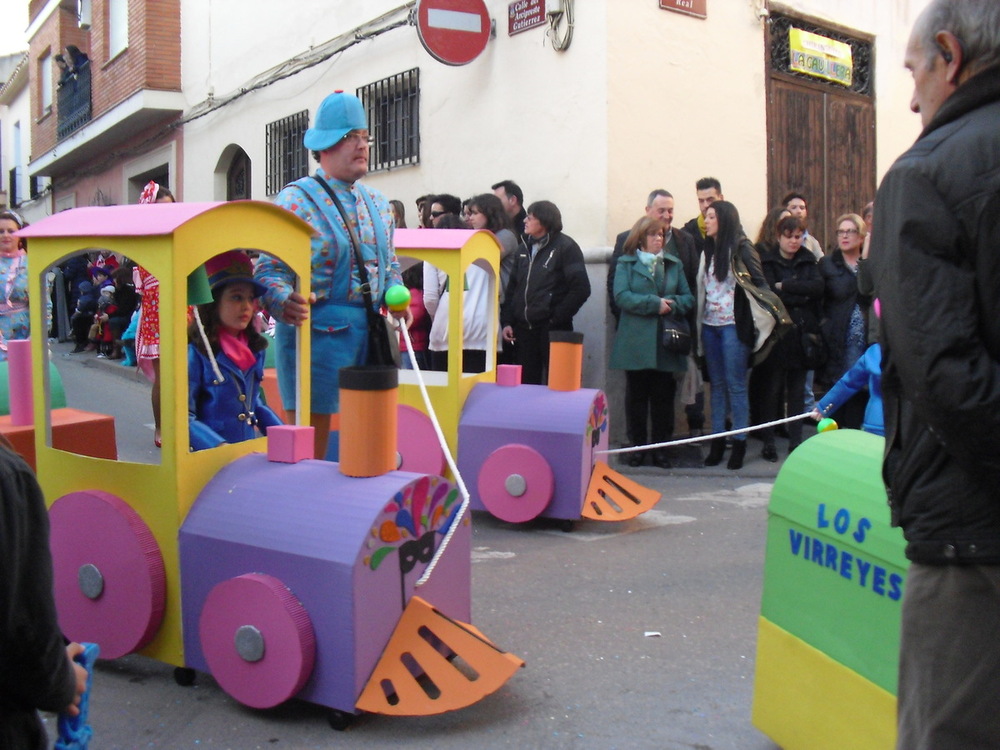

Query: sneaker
left=70, top=346, right=87, bottom=354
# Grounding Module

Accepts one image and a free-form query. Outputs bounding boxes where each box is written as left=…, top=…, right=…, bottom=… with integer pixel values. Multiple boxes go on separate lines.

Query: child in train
left=811, top=300, right=884, bottom=437
left=188, top=250, right=283, bottom=450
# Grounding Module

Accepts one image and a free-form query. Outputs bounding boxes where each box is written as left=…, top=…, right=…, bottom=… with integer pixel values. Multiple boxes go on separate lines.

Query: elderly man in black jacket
left=501, top=200, right=591, bottom=385
left=870, top=1, right=1000, bottom=747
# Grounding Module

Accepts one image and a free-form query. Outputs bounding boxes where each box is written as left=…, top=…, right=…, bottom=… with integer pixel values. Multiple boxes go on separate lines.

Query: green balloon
left=384, top=284, right=410, bottom=312
left=817, top=417, right=838, bottom=433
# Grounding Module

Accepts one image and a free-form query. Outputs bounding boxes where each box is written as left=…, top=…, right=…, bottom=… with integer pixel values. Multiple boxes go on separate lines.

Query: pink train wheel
left=477, top=444, right=554, bottom=523
left=49, top=490, right=166, bottom=659
left=199, top=573, right=316, bottom=709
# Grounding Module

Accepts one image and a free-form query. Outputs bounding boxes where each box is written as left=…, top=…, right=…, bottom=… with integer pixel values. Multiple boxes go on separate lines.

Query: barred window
left=265, top=110, right=309, bottom=196
left=357, top=68, right=420, bottom=172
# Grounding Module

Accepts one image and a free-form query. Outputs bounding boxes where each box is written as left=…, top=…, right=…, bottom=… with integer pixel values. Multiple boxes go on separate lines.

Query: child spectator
left=93, top=286, right=118, bottom=358
left=107, top=266, right=139, bottom=359
left=400, top=261, right=431, bottom=370
left=69, top=280, right=99, bottom=353
left=188, top=251, right=283, bottom=450
left=89, top=265, right=113, bottom=291
left=119, top=308, right=139, bottom=367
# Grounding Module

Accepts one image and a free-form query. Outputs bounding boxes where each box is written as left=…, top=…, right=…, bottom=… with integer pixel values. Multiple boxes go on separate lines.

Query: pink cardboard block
left=496, top=365, right=522, bottom=387
left=267, top=426, right=315, bottom=463
left=8, top=339, right=33, bottom=426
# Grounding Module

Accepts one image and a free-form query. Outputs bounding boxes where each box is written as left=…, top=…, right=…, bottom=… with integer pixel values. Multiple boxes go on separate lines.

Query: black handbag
left=311, top=177, right=401, bottom=368
left=662, top=312, right=692, bottom=355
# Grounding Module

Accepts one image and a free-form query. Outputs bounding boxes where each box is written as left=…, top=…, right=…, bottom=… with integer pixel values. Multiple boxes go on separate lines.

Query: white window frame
left=109, top=0, right=129, bottom=59
left=40, top=53, right=53, bottom=116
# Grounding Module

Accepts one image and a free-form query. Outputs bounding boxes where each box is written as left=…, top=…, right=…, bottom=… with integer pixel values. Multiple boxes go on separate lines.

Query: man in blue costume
left=256, top=91, right=405, bottom=460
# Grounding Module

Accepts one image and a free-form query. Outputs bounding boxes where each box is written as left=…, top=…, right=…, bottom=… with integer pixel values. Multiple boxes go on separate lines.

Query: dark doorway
left=227, top=148, right=251, bottom=201
left=766, top=14, right=876, bottom=251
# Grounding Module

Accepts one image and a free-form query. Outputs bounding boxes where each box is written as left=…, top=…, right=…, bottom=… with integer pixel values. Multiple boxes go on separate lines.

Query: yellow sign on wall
left=789, top=28, right=853, bottom=87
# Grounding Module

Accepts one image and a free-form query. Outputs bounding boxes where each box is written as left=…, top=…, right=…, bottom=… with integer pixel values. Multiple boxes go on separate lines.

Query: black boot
left=704, top=438, right=727, bottom=466
left=727, top=440, right=747, bottom=470
left=652, top=448, right=672, bottom=469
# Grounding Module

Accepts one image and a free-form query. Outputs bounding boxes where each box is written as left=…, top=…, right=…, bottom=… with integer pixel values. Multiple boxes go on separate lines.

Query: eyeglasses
left=430, top=210, right=447, bottom=218
left=836, top=228, right=859, bottom=236
left=339, top=130, right=373, bottom=147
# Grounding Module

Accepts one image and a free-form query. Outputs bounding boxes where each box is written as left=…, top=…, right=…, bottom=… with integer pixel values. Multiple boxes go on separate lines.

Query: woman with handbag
left=610, top=217, right=693, bottom=469
left=696, top=201, right=777, bottom=470
left=757, top=215, right=824, bottom=460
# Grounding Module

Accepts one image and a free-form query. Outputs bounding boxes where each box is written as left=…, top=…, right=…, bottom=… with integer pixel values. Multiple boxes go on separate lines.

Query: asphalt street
left=39, top=341, right=788, bottom=749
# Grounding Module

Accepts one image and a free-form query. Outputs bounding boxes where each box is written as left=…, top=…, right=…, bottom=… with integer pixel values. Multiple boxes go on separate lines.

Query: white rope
left=192, top=307, right=225, bottom=384
left=596, top=412, right=815, bottom=455
left=392, top=318, right=471, bottom=587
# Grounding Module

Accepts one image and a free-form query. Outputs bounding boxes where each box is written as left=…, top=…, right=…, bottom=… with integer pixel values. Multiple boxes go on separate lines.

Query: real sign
left=416, top=0, right=492, bottom=66
left=659, top=0, right=707, bottom=19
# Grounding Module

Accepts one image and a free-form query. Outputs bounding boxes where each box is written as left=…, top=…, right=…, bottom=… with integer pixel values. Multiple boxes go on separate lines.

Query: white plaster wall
left=607, top=2, right=770, bottom=244
left=1, top=79, right=50, bottom=221
left=181, top=1, right=608, bottom=239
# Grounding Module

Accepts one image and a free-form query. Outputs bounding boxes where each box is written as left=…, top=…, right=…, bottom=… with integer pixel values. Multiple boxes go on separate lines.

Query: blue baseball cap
left=303, top=91, right=368, bottom=151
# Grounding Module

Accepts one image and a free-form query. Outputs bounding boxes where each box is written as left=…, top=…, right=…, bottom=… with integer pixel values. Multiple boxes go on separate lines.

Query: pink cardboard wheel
left=477, top=444, right=554, bottom=523
left=49, top=490, right=166, bottom=659
left=199, top=573, right=316, bottom=709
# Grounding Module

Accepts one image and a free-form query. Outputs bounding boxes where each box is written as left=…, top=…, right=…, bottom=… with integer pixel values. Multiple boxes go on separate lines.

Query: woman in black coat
left=757, top=216, right=824, bottom=459
left=819, top=213, right=869, bottom=428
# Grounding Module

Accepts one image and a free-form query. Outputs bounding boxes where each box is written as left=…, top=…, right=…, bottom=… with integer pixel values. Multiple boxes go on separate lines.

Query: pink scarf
left=218, top=329, right=256, bottom=372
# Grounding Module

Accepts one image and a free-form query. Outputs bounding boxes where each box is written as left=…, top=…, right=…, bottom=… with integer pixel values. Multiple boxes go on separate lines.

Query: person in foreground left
left=0, top=436, right=87, bottom=749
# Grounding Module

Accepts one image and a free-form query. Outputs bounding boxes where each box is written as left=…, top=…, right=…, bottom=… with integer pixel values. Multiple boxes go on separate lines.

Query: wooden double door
left=767, top=74, right=876, bottom=252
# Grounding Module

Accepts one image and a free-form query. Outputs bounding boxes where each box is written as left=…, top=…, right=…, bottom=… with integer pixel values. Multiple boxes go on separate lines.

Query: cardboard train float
left=753, top=428, right=906, bottom=749
left=13, top=201, right=662, bottom=729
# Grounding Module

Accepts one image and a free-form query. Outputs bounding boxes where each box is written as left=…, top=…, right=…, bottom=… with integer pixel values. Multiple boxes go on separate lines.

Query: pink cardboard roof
left=17, top=201, right=308, bottom=238
left=394, top=228, right=485, bottom=250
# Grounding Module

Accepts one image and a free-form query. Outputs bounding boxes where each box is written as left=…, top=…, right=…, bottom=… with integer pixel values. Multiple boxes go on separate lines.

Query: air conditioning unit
left=78, top=0, right=92, bottom=30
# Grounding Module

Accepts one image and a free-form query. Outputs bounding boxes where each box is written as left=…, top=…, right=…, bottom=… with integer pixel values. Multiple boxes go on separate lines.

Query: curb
left=50, top=340, right=151, bottom=384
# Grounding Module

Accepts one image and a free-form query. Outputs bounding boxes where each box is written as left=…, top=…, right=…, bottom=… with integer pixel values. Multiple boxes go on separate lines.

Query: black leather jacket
left=501, top=231, right=591, bottom=331
left=872, top=65, right=1000, bottom=564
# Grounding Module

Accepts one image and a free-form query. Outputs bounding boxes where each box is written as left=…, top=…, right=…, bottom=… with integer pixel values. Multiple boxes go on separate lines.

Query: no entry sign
left=416, top=0, right=492, bottom=66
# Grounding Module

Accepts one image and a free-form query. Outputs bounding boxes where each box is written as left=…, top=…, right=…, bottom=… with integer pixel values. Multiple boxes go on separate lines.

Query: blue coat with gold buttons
left=188, top=344, right=283, bottom=450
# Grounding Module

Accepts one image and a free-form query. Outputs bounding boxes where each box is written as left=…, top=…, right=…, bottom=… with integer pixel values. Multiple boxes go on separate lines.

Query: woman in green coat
left=610, top=216, right=694, bottom=468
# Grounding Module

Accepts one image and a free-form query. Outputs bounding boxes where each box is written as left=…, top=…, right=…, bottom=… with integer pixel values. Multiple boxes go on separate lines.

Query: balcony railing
left=57, top=62, right=92, bottom=141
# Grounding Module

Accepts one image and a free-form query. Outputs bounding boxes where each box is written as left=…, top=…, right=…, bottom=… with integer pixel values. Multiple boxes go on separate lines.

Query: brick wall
left=91, top=0, right=181, bottom=116
left=30, top=0, right=180, bottom=159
